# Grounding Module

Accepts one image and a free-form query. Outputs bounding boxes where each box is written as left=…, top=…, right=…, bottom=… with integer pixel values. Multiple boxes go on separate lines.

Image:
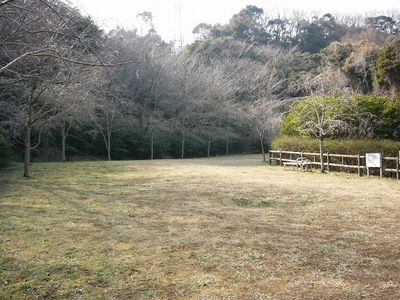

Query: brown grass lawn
left=1, top=155, right=400, bottom=299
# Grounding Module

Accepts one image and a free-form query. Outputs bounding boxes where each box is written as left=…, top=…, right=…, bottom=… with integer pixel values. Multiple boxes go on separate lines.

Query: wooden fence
left=269, top=150, right=400, bottom=179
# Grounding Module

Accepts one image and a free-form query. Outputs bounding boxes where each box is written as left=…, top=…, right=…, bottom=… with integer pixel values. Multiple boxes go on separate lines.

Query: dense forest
left=1, top=0, right=400, bottom=176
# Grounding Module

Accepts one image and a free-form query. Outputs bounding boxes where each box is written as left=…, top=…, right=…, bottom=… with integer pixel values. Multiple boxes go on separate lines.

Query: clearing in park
left=1, top=155, right=400, bottom=299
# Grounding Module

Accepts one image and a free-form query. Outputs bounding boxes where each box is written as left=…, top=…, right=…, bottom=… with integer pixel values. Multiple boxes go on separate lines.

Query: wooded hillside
left=1, top=1, right=400, bottom=176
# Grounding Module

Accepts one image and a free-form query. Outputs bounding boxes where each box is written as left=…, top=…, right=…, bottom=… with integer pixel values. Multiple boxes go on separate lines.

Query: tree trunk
left=181, top=134, right=185, bottom=159
left=150, top=130, right=154, bottom=160
left=61, top=124, right=66, bottom=163
left=107, top=129, right=111, bottom=161
left=207, top=137, right=211, bottom=158
left=319, top=138, right=325, bottom=173
left=260, top=134, right=266, bottom=162
left=225, top=135, right=229, bottom=156
left=23, top=124, right=31, bottom=177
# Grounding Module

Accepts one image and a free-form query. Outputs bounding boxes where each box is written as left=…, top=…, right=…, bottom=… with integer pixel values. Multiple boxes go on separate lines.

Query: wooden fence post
left=341, top=156, right=344, bottom=173
left=326, top=152, right=330, bottom=172
left=269, top=151, right=272, bottom=165
left=279, top=149, right=282, bottom=166
left=380, top=152, right=383, bottom=179
left=397, top=151, right=400, bottom=180
left=357, top=154, right=361, bottom=177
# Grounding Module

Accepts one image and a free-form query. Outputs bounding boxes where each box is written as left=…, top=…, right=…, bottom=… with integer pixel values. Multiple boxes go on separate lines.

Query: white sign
left=366, top=153, right=381, bottom=168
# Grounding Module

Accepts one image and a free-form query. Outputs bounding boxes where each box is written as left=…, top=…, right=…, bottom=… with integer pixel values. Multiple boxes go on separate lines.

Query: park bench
left=283, top=157, right=311, bottom=171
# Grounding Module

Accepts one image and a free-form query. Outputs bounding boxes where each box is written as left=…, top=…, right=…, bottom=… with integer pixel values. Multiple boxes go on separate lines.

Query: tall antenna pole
left=178, top=1, right=184, bottom=49
left=173, top=0, right=184, bottom=50
left=173, top=0, right=177, bottom=44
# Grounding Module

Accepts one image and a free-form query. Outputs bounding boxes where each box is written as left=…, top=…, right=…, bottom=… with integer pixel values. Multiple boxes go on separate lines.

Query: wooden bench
left=283, top=158, right=311, bottom=171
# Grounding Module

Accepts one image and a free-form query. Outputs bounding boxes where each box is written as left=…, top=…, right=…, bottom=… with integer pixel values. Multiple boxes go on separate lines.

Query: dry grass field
left=1, top=155, right=400, bottom=299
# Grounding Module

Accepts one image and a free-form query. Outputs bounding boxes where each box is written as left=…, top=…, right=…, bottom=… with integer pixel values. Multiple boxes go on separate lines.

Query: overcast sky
left=69, top=0, right=400, bottom=44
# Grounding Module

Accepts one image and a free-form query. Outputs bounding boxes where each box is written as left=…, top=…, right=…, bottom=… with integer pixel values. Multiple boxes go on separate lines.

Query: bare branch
left=30, top=129, right=42, bottom=149
left=0, top=0, right=16, bottom=7
left=0, top=51, right=137, bottom=74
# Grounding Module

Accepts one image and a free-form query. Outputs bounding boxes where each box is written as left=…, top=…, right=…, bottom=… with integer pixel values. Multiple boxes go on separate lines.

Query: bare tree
left=245, top=99, right=291, bottom=161
left=296, top=96, right=356, bottom=173
left=227, top=54, right=287, bottom=161
left=0, top=0, right=131, bottom=75
left=299, top=68, right=352, bottom=96
left=103, top=29, right=175, bottom=159
left=51, top=78, right=91, bottom=162
left=0, top=0, right=134, bottom=175
left=4, top=79, right=62, bottom=176
left=0, top=1, right=88, bottom=175
left=167, top=53, right=209, bottom=158
left=86, top=72, right=122, bottom=161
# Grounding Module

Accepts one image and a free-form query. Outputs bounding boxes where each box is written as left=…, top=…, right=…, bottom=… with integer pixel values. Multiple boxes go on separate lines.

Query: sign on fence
left=366, top=153, right=382, bottom=168
left=366, top=153, right=383, bottom=178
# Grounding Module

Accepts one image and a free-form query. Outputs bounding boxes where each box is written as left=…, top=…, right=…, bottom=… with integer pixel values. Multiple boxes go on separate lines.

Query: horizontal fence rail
left=269, top=149, right=400, bottom=179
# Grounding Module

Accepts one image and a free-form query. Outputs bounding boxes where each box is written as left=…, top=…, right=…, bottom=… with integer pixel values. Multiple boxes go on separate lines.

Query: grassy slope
left=1, top=155, right=400, bottom=299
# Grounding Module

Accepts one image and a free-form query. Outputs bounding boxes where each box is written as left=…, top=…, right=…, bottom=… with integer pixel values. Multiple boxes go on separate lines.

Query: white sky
left=69, top=0, right=400, bottom=44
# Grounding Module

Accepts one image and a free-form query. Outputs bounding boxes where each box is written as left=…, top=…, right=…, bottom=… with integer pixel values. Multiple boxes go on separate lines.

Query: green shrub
left=352, top=95, right=400, bottom=138
left=375, top=45, right=400, bottom=91
left=280, top=109, right=302, bottom=136
left=281, top=94, right=400, bottom=139
left=272, top=136, right=400, bottom=156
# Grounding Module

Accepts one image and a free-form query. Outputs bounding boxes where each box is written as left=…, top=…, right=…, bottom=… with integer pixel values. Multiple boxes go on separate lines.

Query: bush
left=375, top=45, right=400, bottom=92
left=0, top=129, right=12, bottom=166
left=281, top=94, right=400, bottom=139
left=352, top=95, right=400, bottom=138
left=272, top=136, right=400, bottom=156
